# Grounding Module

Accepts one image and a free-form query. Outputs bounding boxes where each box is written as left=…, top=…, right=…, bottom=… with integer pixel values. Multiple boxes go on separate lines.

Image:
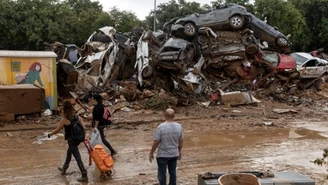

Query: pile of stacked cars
left=137, top=3, right=298, bottom=103
left=47, top=3, right=328, bottom=105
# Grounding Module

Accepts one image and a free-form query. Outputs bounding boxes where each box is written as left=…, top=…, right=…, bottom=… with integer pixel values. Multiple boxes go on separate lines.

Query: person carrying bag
left=92, top=94, right=117, bottom=156
left=48, top=101, right=88, bottom=182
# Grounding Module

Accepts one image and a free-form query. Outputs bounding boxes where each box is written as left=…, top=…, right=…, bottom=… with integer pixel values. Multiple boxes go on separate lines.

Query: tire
left=183, top=22, right=196, bottom=36
left=197, top=35, right=208, bottom=46
left=315, top=78, right=325, bottom=91
left=276, top=37, right=288, bottom=47
left=245, top=44, right=258, bottom=55
left=229, top=15, right=244, bottom=29
left=142, top=65, right=153, bottom=78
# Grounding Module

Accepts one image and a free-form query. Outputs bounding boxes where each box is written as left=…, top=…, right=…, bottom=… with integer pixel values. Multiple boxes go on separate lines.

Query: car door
left=214, top=7, right=230, bottom=24
left=197, top=11, right=217, bottom=27
left=297, top=59, right=327, bottom=78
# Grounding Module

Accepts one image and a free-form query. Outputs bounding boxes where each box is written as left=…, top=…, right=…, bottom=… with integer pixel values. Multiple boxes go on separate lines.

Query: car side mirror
left=195, top=13, right=200, bottom=17
left=274, top=26, right=278, bottom=30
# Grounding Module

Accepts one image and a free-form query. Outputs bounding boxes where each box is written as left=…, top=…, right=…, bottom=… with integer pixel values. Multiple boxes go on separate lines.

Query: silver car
left=174, top=3, right=249, bottom=37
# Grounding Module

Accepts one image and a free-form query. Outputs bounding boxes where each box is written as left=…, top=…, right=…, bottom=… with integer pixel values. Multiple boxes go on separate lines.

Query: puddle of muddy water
left=2, top=121, right=328, bottom=184
left=185, top=126, right=328, bottom=148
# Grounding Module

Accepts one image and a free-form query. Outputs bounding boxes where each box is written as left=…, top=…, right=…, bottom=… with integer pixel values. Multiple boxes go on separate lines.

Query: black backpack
left=70, top=115, right=85, bottom=142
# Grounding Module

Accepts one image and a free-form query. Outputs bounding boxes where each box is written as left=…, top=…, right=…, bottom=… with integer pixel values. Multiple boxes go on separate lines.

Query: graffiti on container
left=15, top=62, right=44, bottom=87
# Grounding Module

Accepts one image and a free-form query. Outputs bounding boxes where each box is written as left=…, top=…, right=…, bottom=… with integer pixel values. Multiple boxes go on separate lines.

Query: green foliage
left=0, top=0, right=142, bottom=50
left=290, top=0, right=328, bottom=51
left=145, top=0, right=204, bottom=31
left=109, top=7, right=142, bottom=33
left=210, top=0, right=255, bottom=13
left=313, top=148, right=328, bottom=181
left=1, top=0, right=328, bottom=52
left=254, top=0, right=306, bottom=52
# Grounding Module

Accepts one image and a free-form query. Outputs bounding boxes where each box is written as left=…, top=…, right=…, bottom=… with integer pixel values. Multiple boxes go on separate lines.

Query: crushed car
left=173, top=3, right=249, bottom=37
left=291, top=52, right=328, bottom=90
left=247, top=13, right=292, bottom=54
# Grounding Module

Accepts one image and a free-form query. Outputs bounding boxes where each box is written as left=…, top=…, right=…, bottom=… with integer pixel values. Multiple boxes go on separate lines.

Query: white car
left=291, top=52, right=328, bottom=90
left=291, top=52, right=328, bottom=79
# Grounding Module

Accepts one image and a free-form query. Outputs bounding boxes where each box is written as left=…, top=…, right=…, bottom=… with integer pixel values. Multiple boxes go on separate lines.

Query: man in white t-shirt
left=149, top=108, right=184, bottom=185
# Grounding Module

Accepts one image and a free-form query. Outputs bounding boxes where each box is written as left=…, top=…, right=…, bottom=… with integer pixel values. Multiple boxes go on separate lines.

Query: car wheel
left=229, top=15, right=244, bottom=29
left=183, top=22, right=196, bottom=36
left=245, top=44, right=258, bottom=55
left=315, top=78, right=325, bottom=91
left=142, top=65, right=153, bottom=78
left=276, top=37, right=288, bottom=47
left=197, top=35, right=208, bottom=46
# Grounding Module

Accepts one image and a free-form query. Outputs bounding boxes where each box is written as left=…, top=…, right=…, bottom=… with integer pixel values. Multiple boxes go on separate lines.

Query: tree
left=254, top=0, right=306, bottom=51
left=108, top=7, right=143, bottom=33
left=290, top=0, right=328, bottom=51
left=145, top=0, right=204, bottom=31
left=210, top=0, right=255, bottom=14
left=0, top=0, right=141, bottom=50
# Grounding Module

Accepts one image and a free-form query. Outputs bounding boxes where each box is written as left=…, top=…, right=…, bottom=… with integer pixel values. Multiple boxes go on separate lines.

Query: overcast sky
left=95, top=0, right=213, bottom=20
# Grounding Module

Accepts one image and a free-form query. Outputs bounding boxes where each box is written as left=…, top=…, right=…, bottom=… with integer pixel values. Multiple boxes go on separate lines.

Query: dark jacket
left=93, top=103, right=104, bottom=127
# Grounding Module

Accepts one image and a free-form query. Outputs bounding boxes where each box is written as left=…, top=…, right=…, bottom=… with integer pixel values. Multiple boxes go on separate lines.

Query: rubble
left=272, top=109, right=298, bottom=114
left=45, top=3, right=328, bottom=113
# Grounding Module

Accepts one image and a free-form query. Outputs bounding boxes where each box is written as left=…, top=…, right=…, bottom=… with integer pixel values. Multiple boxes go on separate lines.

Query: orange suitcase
left=83, top=139, right=114, bottom=179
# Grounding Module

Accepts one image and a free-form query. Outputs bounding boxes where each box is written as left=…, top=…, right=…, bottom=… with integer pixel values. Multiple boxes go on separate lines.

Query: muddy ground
left=1, top=90, right=328, bottom=185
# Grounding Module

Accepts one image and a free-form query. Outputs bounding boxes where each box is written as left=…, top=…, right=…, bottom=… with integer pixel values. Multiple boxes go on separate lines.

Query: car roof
left=293, top=52, right=314, bottom=59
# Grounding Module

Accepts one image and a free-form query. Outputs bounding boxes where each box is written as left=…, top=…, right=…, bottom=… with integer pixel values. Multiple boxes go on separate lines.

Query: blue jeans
left=156, top=157, right=178, bottom=185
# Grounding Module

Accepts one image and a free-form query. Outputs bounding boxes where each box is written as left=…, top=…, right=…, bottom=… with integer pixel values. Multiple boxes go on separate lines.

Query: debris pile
left=47, top=3, right=328, bottom=110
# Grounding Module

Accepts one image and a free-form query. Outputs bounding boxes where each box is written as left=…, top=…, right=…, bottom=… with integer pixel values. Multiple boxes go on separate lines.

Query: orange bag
left=83, top=140, right=114, bottom=173
left=89, top=144, right=114, bottom=172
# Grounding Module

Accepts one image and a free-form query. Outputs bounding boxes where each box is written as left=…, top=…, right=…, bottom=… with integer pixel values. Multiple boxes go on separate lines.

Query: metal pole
left=154, top=0, right=156, bottom=31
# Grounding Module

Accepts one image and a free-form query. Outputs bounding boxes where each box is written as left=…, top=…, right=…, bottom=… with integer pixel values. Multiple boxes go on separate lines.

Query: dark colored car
left=173, top=3, right=249, bottom=36
left=157, top=38, right=195, bottom=74
left=247, top=13, right=291, bottom=52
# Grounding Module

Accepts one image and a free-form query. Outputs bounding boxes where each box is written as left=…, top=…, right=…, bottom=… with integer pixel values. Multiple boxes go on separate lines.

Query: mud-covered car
left=291, top=52, right=328, bottom=77
left=247, top=13, right=291, bottom=53
left=157, top=38, right=195, bottom=74
left=173, top=3, right=249, bottom=37
left=259, top=50, right=296, bottom=70
left=290, top=52, right=328, bottom=90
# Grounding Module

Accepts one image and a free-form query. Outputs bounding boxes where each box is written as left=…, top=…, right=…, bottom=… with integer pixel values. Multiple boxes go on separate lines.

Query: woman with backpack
left=48, top=101, right=88, bottom=182
left=92, top=94, right=117, bottom=156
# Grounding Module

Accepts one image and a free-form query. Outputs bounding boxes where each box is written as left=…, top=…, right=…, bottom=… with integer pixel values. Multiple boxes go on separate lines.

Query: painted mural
left=0, top=56, right=57, bottom=110
left=16, top=62, right=44, bottom=87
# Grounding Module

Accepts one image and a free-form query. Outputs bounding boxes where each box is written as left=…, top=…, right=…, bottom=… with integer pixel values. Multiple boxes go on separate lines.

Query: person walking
left=48, top=101, right=88, bottom=182
left=149, top=108, right=184, bottom=185
left=92, top=94, right=117, bottom=156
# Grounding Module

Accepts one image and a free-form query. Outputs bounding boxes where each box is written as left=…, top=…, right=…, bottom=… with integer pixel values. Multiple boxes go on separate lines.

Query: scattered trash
left=221, top=91, right=261, bottom=106
left=272, top=109, right=298, bottom=114
left=121, top=107, right=133, bottom=112
left=42, top=109, right=52, bottom=117
left=6, top=132, right=13, bottom=137
left=197, top=101, right=211, bottom=108
left=44, top=3, right=328, bottom=111
left=33, top=132, right=58, bottom=144
left=263, top=122, right=274, bottom=126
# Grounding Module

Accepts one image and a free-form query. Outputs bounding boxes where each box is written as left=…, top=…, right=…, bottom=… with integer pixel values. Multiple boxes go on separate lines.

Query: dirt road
left=1, top=100, right=328, bottom=185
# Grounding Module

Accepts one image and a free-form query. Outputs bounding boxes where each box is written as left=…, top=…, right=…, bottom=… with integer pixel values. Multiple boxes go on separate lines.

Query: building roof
left=0, top=50, right=57, bottom=58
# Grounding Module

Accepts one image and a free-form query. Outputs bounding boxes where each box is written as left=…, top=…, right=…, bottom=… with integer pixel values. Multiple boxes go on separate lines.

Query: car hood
left=162, top=38, right=189, bottom=50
